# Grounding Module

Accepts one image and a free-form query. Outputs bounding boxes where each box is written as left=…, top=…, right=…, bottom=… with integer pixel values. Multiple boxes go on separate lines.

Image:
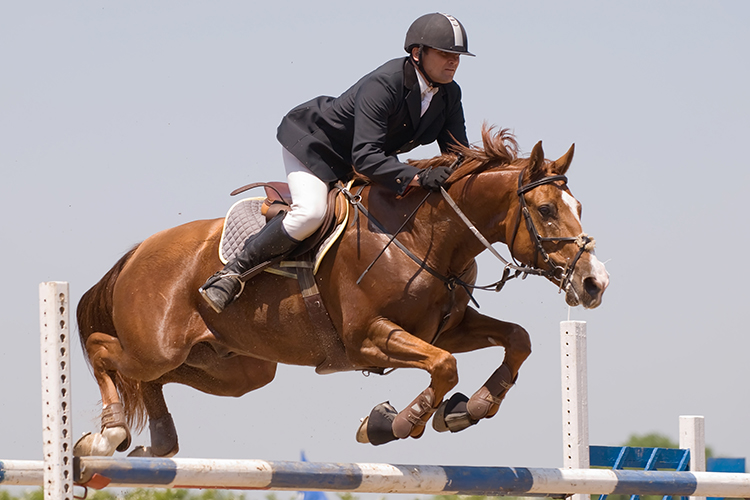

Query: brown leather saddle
left=230, top=181, right=348, bottom=258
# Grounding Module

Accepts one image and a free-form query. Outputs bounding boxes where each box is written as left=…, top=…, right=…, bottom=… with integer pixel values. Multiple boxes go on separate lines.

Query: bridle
left=508, top=168, right=595, bottom=292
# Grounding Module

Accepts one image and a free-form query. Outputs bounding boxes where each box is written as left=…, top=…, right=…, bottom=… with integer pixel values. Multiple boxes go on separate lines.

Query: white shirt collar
left=415, top=67, right=439, bottom=117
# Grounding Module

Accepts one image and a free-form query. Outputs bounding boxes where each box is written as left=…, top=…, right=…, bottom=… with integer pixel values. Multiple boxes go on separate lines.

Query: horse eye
left=538, top=204, right=555, bottom=218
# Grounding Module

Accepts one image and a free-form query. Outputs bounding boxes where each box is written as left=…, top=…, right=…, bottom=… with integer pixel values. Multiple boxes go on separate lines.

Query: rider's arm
left=350, top=73, right=420, bottom=195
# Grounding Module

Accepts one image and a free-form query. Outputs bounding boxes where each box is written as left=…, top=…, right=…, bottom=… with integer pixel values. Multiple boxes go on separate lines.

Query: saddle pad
left=219, top=198, right=267, bottom=265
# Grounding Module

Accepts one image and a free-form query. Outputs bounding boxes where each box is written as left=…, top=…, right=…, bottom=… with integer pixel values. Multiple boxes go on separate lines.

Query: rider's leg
left=280, top=147, right=329, bottom=241
left=199, top=148, right=328, bottom=313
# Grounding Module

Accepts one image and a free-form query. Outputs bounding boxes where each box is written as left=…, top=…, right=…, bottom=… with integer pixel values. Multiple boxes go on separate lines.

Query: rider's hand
left=417, top=166, right=452, bottom=191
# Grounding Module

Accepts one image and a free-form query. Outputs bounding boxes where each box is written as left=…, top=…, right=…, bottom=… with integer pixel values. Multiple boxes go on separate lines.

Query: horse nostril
left=583, top=277, right=600, bottom=297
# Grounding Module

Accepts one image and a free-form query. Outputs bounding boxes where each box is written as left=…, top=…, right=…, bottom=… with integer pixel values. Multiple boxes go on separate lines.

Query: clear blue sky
left=2, top=1, right=749, bottom=496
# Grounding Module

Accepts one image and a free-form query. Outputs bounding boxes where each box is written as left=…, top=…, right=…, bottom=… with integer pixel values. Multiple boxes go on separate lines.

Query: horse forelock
left=407, top=125, right=520, bottom=184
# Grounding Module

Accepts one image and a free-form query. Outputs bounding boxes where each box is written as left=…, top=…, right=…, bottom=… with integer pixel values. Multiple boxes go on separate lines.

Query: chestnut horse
left=74, top=127, right=608, bottom=457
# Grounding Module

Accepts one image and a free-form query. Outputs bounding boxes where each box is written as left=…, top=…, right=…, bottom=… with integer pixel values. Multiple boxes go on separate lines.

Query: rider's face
left=413, top=47, right=461, bottom=84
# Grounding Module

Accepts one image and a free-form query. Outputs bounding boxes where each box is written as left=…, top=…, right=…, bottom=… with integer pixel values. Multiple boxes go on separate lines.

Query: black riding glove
left=417, top=166, right=452, bottom=191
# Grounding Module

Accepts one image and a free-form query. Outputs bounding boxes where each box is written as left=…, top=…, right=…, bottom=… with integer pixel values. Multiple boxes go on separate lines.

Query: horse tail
left=77, top=245, right=148, bottom=432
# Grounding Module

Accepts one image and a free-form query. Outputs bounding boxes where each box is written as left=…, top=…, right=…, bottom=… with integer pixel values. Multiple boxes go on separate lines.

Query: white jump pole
left=40, top=281, right=74, bottom=500
left=561, top=320, right=589, bottom=500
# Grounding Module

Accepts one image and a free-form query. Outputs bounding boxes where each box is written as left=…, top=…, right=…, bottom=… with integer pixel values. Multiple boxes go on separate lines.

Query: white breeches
left=281, top=148, right=329, bottom=241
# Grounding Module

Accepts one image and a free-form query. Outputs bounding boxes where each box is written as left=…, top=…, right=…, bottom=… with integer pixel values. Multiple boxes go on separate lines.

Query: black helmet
left=404, top=13, right=475, bottom=57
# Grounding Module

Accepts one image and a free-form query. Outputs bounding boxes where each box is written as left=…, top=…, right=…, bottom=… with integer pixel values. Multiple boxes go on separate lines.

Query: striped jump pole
left=6, top=458, right=750, bottom=497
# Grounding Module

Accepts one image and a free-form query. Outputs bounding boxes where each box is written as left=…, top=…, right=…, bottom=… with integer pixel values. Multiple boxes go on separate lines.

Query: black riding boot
left=199, top=212, right=299, bottom=313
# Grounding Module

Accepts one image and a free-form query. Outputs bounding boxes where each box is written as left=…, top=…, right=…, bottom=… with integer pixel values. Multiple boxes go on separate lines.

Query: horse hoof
left=127, top=445, right=154, bottom=457
left=126, top=444, right=179, bottom=458
left=355, top=402, right=399, bottom=446
left=356, top=417, right=370, bottom=444
left=432, top=392, right=477, bottom=433
left=73, top=427, right=128, bottom=456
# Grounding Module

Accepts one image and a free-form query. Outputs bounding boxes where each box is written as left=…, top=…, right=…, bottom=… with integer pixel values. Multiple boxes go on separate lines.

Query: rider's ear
left=550, top=144, right=575, bottom=176
left=525, top=141, right=546, bottom=183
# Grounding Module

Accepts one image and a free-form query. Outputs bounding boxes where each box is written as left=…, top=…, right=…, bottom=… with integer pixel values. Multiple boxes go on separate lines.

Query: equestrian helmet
left=404, top=13, right=475, bottom=56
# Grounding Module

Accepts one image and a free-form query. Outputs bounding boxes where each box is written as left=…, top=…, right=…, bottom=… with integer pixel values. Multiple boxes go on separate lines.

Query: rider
left=200, top=12, right=475, bottom=313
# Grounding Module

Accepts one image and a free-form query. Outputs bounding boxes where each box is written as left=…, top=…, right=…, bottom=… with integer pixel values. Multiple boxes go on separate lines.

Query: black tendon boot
left=199, top=212, right=299, bottom=313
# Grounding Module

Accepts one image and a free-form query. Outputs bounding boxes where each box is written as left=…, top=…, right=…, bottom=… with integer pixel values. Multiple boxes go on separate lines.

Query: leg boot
left=199, top=212, right=299, bottom=313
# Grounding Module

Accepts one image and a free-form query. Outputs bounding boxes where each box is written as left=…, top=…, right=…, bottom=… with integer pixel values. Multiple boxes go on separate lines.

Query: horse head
left=444, top=127, right=609, bottom=309
left=513, top=140, right=609, bottom=308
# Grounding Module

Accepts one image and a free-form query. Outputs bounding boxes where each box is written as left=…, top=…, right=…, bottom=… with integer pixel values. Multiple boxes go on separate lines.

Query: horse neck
left=412, top=168, right=520, bottom=273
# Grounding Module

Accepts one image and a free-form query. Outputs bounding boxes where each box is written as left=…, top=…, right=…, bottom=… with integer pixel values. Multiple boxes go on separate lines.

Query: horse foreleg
left=432, top=307, right=531, bottom=432
left=352, top=318, right=458, bottom=444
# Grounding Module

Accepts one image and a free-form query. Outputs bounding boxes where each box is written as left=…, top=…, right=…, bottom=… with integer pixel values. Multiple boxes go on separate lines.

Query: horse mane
left=407, top=124, right=520, bottom=184
left=349, top=125, right=520, bottom=186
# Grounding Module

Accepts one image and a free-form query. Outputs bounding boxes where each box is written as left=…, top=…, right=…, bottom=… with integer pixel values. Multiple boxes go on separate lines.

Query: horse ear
left=551, top=143, right=575, bottom=175
left=526, top=141, right=546, bottom=183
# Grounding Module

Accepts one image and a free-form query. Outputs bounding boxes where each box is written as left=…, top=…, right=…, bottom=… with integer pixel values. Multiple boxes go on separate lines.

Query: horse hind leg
left=127, top=381, right=179, bottom=457
left=75, top=331, right=160, bottom=456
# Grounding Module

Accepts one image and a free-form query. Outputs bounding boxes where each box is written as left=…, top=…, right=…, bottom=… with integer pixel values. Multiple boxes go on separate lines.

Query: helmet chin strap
left=411, top=45, right=439, bottom=88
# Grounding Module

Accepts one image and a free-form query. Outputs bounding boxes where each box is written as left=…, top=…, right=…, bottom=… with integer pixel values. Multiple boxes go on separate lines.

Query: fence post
left=561, top=320, right=589, bottom=500
left=40, top=281, right=74, bottom=500
left=680, top=415, right=706, bottom=500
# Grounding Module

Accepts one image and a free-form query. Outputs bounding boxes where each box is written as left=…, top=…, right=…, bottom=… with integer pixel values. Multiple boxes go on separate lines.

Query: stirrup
left=199, top=271, right=245, bottom=313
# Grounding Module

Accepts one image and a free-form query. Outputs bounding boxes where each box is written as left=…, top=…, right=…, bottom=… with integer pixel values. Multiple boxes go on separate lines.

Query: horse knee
left=431, top=352, right=459, bottom=390
left=508, top=325, right=532, bottom=361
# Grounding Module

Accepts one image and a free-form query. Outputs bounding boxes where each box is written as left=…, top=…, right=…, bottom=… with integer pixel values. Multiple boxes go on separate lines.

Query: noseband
left=510, top=169, right=595, bottom=292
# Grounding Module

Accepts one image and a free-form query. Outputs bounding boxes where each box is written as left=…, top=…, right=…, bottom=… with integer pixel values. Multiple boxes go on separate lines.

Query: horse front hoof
left=73, top=427, right=129, bottom=457
left=356, top=417, right=370, bottom=444
left=355, top=402, right=399, bottom=446
left=432, top=392, right=477, bottom=433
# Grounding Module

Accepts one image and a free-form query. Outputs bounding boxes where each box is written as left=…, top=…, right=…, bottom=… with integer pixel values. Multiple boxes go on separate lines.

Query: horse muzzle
left=564, top=253, right=609, bottom=309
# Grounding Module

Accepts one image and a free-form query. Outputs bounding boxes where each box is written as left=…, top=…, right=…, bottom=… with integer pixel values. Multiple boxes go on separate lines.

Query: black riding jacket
left=277, top=56, right=469, bottom=194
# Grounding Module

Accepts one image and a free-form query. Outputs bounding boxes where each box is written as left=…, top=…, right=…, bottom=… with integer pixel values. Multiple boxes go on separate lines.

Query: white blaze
left=561, top=190, right=581, bottom=223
